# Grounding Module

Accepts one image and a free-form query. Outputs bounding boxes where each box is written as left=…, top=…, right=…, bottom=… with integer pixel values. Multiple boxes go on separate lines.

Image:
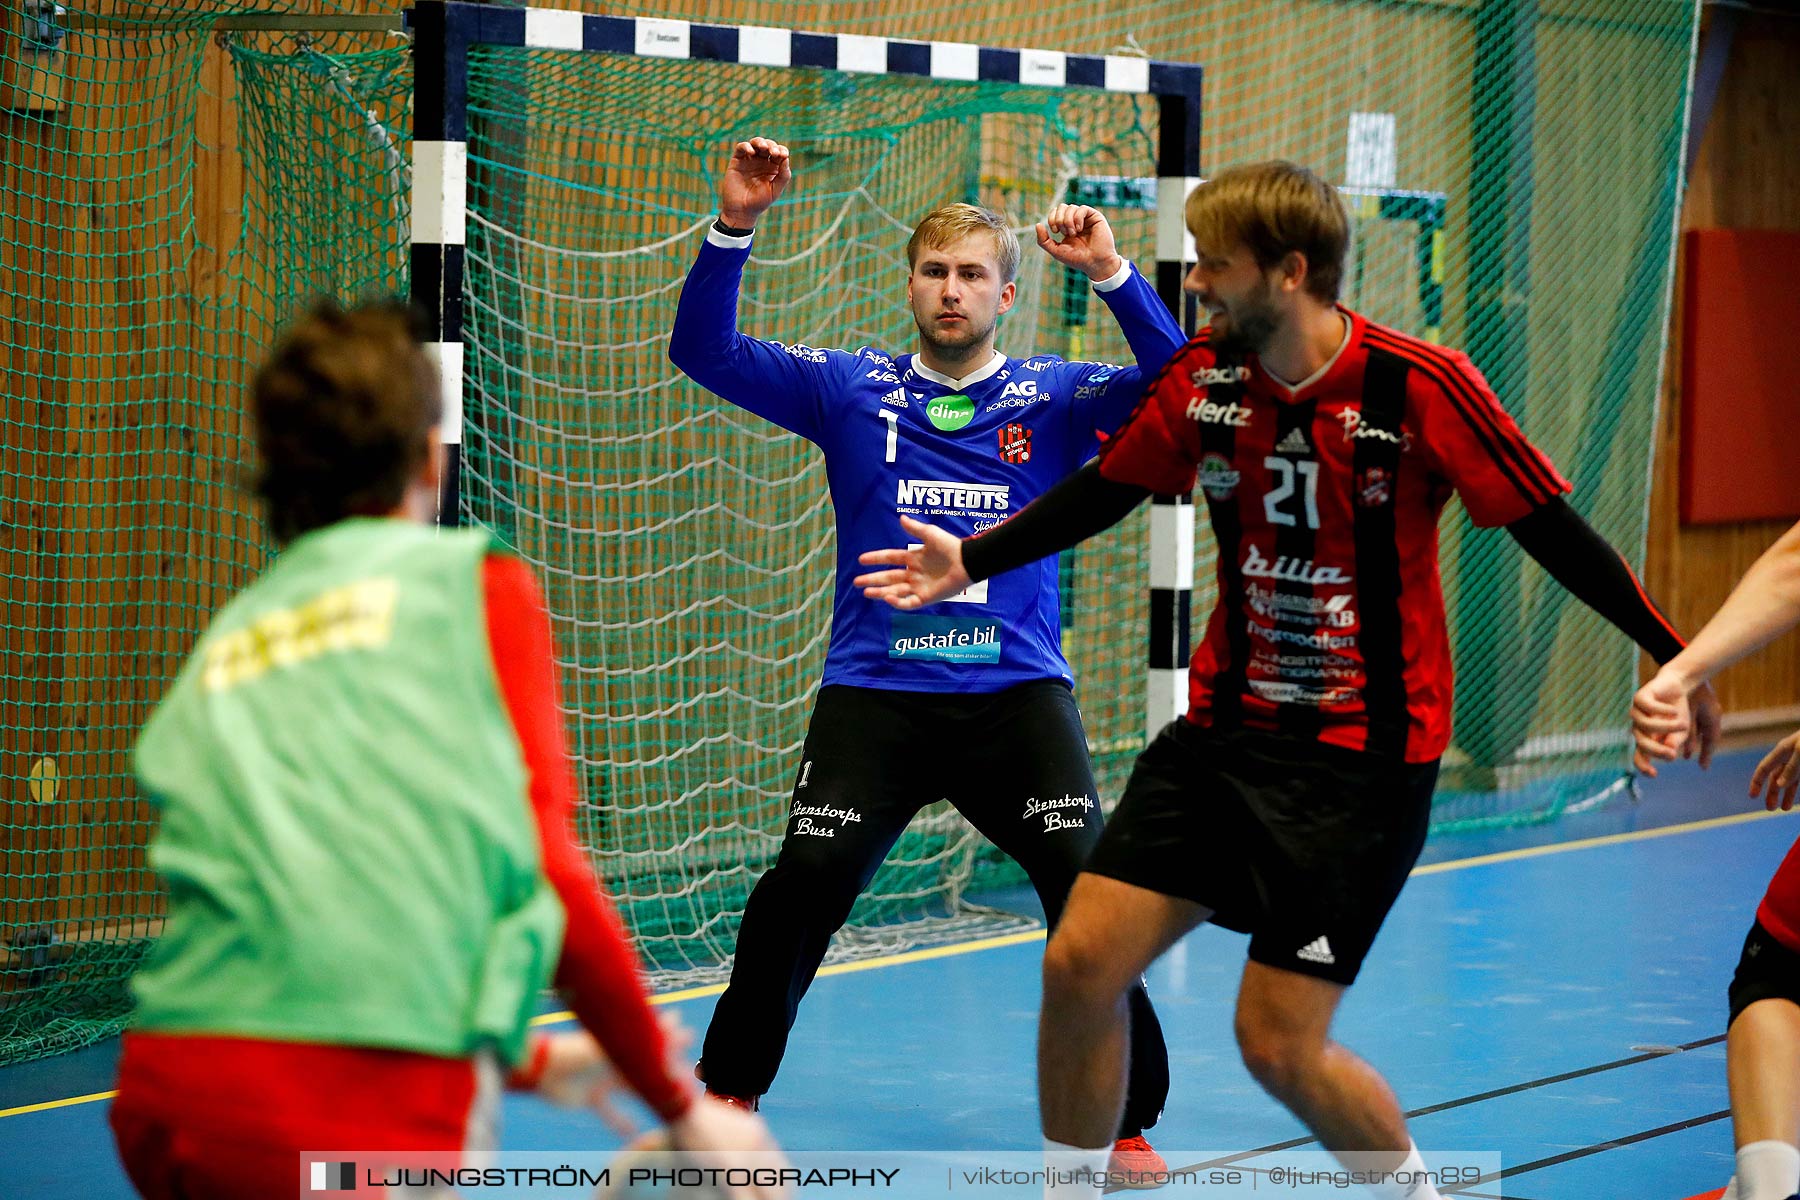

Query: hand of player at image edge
left=855, top=515, right=971, bottom=610
left=718, top=137, right=791, bottom=232
left=1628, top=666, right=1722, bottom=778
left=1750, top=729, right=1800, bottom=812
left=511, top=1029, right=640, bottom=1136
left=1035, top=203, right=1126, bottom=282
left=662, top=1094, right=791, bottom=1200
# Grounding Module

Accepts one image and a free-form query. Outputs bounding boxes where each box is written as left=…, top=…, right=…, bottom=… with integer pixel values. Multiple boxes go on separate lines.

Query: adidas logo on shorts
left=1296, top=936, right=1336, bottom=965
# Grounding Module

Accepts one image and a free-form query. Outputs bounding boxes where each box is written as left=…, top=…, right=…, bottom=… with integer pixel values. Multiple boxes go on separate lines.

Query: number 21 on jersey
left=1264, top=457, right=1320, bottom=528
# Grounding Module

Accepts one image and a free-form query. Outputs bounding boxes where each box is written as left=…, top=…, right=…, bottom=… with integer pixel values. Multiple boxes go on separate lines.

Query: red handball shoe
left=1109, top=1135, right=1169, bottom=1189
left=703, top=1089, right=760, bottom=1112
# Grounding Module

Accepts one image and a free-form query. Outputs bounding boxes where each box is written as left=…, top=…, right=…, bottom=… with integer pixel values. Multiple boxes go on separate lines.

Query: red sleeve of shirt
left=1097, top=338, right=1206, bottom=495
left=1408, top=345, right=1571, bottom=527
left=481, top=554, right=696, bottom=1123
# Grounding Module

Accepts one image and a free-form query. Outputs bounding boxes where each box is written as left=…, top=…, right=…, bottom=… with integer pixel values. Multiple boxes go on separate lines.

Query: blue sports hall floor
left=3, top=745, right=1789, bottom=1200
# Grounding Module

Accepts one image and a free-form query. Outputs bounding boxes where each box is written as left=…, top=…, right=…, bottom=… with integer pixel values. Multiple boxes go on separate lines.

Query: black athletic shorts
left=1084, top=719, right=1439, bottom=985
left=1729, top=919, right=1800, bottom=1027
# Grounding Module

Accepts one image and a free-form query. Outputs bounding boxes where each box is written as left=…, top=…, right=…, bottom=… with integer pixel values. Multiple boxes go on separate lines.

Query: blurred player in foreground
left=1634, top=519, right=1800, bottom=1200
left=111, top=299, right=781, bottom=1200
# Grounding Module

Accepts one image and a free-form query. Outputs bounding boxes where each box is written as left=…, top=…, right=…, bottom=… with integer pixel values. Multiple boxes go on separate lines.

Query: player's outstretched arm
left=1038, top=204, right=1185, bottom=433
left=1502, top=497, right=1721, bottom=771
left=856, top=460, right=1149, bottom=609
left=671, top=136, right=842, bottom=441
left=1632, top=519, right=1800, bottom=786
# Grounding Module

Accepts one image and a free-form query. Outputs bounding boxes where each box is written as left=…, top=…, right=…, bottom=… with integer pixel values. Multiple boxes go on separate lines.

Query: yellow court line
left=0, top=1090, right=117, bottom=1119
left=1409, top=807, right=1793, bottom=875
left=10, top=809, right=1793, bottom=1120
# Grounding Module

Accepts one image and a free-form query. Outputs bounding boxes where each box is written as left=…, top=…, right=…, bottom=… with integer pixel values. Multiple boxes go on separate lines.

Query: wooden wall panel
left=1646, top=9, right=1800, bottom=720
left=0, top=108, right=73, bottom=944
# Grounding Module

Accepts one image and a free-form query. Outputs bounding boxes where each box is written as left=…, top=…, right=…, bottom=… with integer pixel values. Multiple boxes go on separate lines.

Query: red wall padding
left=1680, top=228, right=1800, bottom=525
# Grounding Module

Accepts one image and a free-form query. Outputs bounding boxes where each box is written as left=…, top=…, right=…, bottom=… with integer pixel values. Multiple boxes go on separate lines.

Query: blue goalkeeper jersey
left=670, top=227, right=1185, bottom=693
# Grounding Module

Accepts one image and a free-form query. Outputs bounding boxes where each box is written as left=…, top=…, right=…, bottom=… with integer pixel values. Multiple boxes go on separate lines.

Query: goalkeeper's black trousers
left=699, top=680, right=1170, bottom=1137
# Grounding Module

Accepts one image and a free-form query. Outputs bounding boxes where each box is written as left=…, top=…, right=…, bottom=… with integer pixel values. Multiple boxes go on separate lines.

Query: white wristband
left=1092, top=261, right=1133, bottom=292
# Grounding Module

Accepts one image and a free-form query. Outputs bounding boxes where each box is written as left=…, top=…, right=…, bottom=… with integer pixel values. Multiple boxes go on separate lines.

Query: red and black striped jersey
left=1758, top=835, right=1800, bottom=955
left=1098, top=308, right=1570, bottom=762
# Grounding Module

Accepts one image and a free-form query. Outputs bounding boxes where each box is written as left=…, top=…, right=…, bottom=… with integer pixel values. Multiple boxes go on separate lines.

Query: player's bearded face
left=908, top=235, right=1011, bottom=355
left=1207, top=271, right=1281, bottom=355
left=1187, top=244, right=1283, bottom=356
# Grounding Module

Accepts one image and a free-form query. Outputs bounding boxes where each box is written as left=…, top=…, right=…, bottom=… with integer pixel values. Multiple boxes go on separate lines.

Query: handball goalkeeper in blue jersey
left=670, top=137, right=1181, bottom=1174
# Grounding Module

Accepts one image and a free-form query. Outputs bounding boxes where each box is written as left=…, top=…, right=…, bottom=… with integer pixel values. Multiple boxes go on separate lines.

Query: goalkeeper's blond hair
left=906, top=203, right=1022, bottom=283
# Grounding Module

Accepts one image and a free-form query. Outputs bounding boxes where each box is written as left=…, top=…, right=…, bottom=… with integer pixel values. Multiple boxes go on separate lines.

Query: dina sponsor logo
left=926, top=393, right=975, bottom=431
left=895, top=478, right=1010, bottom=514
left=888, top=614, right=1002, bottom=664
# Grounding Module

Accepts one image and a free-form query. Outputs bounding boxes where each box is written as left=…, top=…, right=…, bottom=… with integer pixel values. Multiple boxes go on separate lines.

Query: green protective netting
left=0, top=0, right=1697, bottom=1057
left=0, top=2, right=407, bottom=1063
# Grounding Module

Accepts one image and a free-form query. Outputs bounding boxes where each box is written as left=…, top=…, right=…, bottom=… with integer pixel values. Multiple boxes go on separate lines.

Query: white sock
left=1738, top=1140, right=1800, bottom=1200
left=1043, top=1137, right=1111, bottom=1200
left=1367, top=1141, right=1443, bottom=1200
left=1721, top=1174, right=1740, bottom=1200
